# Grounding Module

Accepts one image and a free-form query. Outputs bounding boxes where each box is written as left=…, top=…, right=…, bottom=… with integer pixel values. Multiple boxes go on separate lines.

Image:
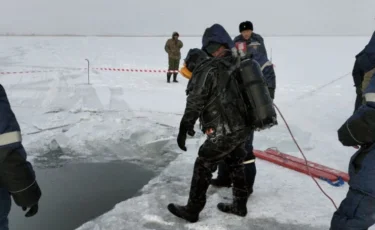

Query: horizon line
left=0, top=34, right=370, bottom=37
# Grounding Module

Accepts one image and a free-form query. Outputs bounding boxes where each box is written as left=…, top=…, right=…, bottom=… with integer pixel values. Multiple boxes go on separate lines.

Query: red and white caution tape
left=91, top=67, right=179, bottom=73
left=0, top=70, right=56, bottom=75
left=0, top=67, right=180, bottom=75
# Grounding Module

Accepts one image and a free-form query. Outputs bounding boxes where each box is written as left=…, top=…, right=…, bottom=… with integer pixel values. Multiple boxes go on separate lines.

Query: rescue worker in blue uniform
left=0, top=84, right=42, bottom=229
left=211, top=41, right=276, bottom=197
left=330, top=74, right=375, bottom=229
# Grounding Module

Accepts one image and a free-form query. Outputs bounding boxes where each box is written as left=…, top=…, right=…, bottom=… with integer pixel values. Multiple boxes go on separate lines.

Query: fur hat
left=239, top=21, right=253, bottom=32
left=172, top=31, right=179, bottom=37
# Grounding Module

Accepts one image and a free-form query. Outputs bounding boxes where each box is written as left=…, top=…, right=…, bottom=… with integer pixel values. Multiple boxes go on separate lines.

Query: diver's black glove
left=22, top=204, right=39, bottom=217
left=177, top=122, right=195, bottom=151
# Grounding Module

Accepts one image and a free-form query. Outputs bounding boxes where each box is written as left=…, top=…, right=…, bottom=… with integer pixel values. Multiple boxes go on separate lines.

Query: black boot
left=218, top=154, right=249, bottom=217
left=217, top=196, right=248, bottom=217
left=167, top=73, right=171, bottom=83
left=167, top=202, right=200, bottom=223
left=173, top=73, right=178, bottom=82
left=168, top=157, right=211, bottom=222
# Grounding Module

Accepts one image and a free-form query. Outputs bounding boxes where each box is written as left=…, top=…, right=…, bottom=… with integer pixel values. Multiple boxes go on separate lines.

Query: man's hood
left=201, top=24, right=234, bottom=53
left=172, top=31, right=179, bottom=38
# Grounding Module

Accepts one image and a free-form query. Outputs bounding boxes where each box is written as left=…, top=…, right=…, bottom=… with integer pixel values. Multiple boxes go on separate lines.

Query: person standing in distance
left=164, top=31, right=183, bottom=83
left=330, top=75, right=375, bottom=230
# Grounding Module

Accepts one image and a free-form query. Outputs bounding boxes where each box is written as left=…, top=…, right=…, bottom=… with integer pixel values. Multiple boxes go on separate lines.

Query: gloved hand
left=11, top=180, right=41, bottom=218
left=338, top=121, right=361, bottom=147
left=231, top=47, right=239, bottom=58
left=22, top=203, right=38, bottom=217
left=231, top=47, right=246, bottom=58
left=177, top=122, right=195, bottom=151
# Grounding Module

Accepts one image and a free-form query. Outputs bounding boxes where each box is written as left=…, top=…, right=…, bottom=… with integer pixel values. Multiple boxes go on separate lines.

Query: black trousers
left=186, top=137, right=249, bottom=211
left=214, top=87, right=275, bottom=190
left=216, top=131, right=256, bottom=191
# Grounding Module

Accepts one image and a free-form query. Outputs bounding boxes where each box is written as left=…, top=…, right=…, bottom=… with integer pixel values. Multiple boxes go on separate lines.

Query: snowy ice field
left=0, top=36, right=373, bottom=229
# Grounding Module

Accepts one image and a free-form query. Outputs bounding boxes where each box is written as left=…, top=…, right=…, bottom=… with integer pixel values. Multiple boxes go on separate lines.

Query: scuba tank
left=234, top=57, right=278, bottom=131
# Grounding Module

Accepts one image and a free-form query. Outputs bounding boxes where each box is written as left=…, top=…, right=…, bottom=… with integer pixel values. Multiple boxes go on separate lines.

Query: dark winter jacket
left=182, top=24, right=248, bottom=136
left=348, top=142, right=375, bottom=198
left=234, top=32, right=268, bottom=58
left=355, top=31, right=375, bottom=74
left=247, top=43, right=276, bottom=89
left=352, top=58, right=365, bottom=87
left=337, top=76, right=375, bottom=197
left=351, top=31, right=375, bottom=88
left=182, top=58, right=248, bottom=135
left=0, top=84, right=41, bottom=207
left=164, top=32, right=183, bottom=60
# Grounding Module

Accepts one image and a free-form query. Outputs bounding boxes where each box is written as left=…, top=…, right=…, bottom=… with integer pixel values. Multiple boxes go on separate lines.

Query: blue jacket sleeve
left=352, top=58, right=364, bottom=87
left=253, top=33, right=268, bottom=58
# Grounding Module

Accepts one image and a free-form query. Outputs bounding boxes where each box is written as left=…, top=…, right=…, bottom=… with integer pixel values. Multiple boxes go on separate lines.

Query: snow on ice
left=0, top=36, right=373, bottom=229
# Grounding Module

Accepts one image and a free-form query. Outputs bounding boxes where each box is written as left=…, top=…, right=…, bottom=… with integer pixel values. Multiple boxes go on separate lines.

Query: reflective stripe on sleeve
left=243, top=159, right=255, bottom=165
left=365, top=93, right=375, bottom=102
left=261, top=61, right=273, bottom=71
left=0, top=131, right=22, bottom=146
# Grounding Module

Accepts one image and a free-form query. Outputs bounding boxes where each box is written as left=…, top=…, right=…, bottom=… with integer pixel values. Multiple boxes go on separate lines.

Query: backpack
left=188, top=55, right=277, bottom=132
left=216, top=56, right=277, bottom=131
